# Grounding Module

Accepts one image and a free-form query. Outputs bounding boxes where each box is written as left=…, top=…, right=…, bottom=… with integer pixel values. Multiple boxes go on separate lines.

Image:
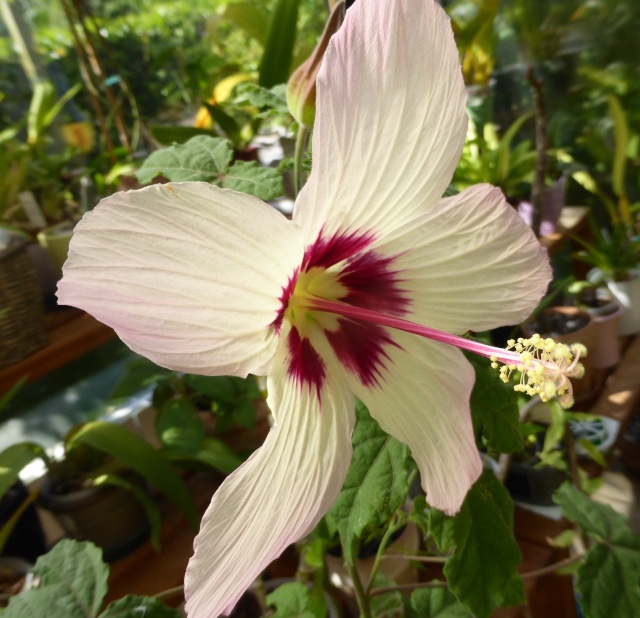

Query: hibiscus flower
left=58, top=0, right=553, bottom=615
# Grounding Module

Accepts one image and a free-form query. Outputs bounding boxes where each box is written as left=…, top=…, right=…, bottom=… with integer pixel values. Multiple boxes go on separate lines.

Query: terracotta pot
left=522, top=307, right=595, bottom=403
left=39, top=477, right=150, bottom=562
left=587, top=303, right=623, bottom=369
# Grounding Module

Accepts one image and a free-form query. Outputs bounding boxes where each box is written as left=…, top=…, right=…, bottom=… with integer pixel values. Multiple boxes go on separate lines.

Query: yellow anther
left=491, top=333, right=586, bottom=409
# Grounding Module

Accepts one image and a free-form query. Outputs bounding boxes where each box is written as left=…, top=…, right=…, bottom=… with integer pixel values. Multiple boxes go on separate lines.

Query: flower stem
left=344, top=548, right=372, bottom=618
left=294, top=124, right=309, bottom=196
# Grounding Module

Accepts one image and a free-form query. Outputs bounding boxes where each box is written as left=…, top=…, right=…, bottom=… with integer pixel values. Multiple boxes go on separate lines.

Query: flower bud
left=287, top=0, right=345, bottom=127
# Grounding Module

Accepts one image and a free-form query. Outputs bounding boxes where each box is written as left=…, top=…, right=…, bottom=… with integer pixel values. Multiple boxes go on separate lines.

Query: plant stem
left=380, top=554, right=448, bottom=564
left=369, top=553, right=585, bottom=597
left=366, top=512, right=403, bottom=592
left=153, top=584, right=184, bottom=602
left=370, top=580, right=448, bottom=596
left=344, top=552, right=372, bottom=618
left=294, top=124, right=310, bottom=196
left=527, top=64, right=547, bottom=238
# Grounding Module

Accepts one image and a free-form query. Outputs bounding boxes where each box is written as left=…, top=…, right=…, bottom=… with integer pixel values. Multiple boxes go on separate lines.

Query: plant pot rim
left=38, top=475, right=107, bottom=511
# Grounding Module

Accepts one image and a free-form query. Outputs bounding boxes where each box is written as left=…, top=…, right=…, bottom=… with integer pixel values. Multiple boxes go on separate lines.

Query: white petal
left=336, top=330, right=481, bottom=515
left=184, top=343, right=355, bottom=617
left=375, top=184, right=552, bottom=334
left=57, top=182, right=303, bottom=377
left=294, top=0, right=467, bottom=243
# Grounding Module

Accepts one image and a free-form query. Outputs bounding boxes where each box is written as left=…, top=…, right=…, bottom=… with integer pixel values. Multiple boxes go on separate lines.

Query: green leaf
left=157, top=399, right=206, bottom=455
left=576, top=438, right=607, bottom=468
left=203, top=102, right=243, bottom=146
left=4, top=539, right=108, bottom=618
left=608, top=94, right=629, bottom=202
left=167, top=436, right=244, bottom=475
left=370, top=574, right=404, bottom=618
left=576, top=543, right=640, bottom=618
left=235, top=83, right=290, bottom=115
left=233, top=399, right=258, bottom=429
left=135, top=135, right=232, bottom=184
left=0, top=442, right=49, bottom=499
left=409, top=494, right=431, bottom=539
left=410, top=587, right=472, bottom=617
left=68, top=421, right=199, bottom=530
left=0, top=375, right=27, bottom=420
left=92, top=474, right=162, bottom=552
left=443, top=471, right=524, bottom=617
left=266, top=582, right=315, bottom=618
left=428, top=507, right=456, bottom=553
left=328, top=400, right=411, bottom=563
left=184, top=374, right=240, bottom=401
left=467, top=354, right=522, bottom=453
left=223, top=160, right=283, bottom=200
left=109, top=358, right=173, bottom=401
left=258, top=0, right=299, bottom=88
left=100, top=595, right=181, bottom=618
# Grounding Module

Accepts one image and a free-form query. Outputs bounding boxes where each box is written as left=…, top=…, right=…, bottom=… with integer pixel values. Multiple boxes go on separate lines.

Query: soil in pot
left=0, top=558, right=32, bottom=608
left=39, top=475, right=150, bottom=562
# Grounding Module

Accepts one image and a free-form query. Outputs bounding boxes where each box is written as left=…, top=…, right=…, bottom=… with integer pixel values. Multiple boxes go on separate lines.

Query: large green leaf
left=554, top=483, right=640, bottom=618
left=0, top=442, right=49, bottom=499
left=466, top=354, right=522, bottom=453
left=68, top=421, right=199, bottom=530
left=223, top=160, right=283, bottom=200
left=135, top=135, right=282, bottom=200
left=443, top=471, right=524, bottom=617
left=328, top=400, right=411, bottom=563
left=258, top=0, right=299, bottom=88
left=4, top=539, right=108, bottom=618
left=266, top=582, right=315, bottom=618
left=100, top=595, right=181, bottom=618
left=135, top=135, right=232, bottom=184
left=410, top=587, right=472, bottom=617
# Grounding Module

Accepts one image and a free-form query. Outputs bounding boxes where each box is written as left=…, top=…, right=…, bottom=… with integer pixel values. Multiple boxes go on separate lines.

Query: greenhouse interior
left=1, top=0, right=640, bottom=616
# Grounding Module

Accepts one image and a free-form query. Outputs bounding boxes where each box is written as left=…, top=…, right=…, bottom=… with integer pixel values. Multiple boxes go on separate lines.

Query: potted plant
left=110, top=358, right=271, bottom=460
left=522, top=305, right=595, bottom=403
left=577, top=222, right=640, bottom=336
left=568, top=280, right=623, bottom=368
left=0, top=420, right=199, bottom=561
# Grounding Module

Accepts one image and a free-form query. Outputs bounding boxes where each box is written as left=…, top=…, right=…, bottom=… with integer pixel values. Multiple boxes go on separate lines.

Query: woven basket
left=0, top=241, right=48, bottom=368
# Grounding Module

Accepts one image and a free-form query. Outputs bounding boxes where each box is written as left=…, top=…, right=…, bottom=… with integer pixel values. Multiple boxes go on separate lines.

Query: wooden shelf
left=590, top=335, right=640, bottom=435
left=0, top=309, right=117, bottom=394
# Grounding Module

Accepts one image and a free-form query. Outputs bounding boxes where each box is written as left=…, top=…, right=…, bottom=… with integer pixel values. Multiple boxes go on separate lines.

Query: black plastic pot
left=0, top=481, right=47, bottom=563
